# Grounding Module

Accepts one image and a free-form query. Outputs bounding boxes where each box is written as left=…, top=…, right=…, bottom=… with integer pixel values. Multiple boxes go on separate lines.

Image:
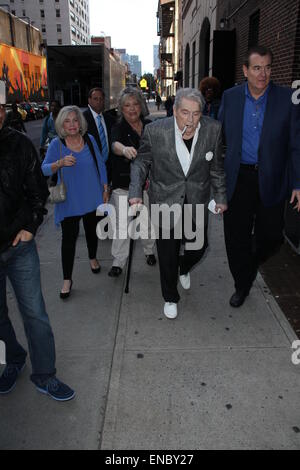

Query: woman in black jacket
left=108, top=88, right=156, bottom=277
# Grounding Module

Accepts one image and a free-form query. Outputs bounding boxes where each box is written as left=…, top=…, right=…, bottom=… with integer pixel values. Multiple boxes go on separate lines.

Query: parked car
left=31, top=102, right=44, bottom=119
left=37, top=102, right=49, bottom=117
left=19, top=102, right=36, bottom=121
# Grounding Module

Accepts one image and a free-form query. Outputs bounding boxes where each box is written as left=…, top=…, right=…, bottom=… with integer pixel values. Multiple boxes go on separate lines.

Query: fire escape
left=157, top=0, right=175, bottom=96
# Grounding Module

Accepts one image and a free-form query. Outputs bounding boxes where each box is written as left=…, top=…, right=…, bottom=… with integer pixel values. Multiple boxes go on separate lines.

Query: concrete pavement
left=0, top=204, right=299, bottom=450
left=100, top=216, right=300, bottom=450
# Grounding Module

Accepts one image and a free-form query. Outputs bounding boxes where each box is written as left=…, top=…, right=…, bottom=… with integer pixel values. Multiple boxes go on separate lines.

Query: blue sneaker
left=0, top=363, right=26, bottom=394
left=35, top=377, right=75, bottom=402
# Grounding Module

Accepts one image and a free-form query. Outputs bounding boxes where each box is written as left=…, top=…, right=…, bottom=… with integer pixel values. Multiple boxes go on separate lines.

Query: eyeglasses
left=250, top=65, right=272, bottom=74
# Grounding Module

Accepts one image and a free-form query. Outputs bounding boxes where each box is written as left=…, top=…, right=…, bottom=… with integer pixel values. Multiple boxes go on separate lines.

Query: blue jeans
left=0, top=239, right=56, bottom=385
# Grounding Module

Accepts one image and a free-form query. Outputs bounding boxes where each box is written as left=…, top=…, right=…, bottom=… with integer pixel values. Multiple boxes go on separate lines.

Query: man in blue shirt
left=219, top=46, right=300, bottom=308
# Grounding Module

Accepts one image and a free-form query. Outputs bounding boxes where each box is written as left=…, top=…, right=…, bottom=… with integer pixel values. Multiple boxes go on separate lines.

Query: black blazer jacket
left=83, top=107, right=117, bottom=182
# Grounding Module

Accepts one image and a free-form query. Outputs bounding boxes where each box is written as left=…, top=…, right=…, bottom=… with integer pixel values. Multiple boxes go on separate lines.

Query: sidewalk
left=100, top=216, right=300, bottom=450
left=1, top=205, right=299, bottom=450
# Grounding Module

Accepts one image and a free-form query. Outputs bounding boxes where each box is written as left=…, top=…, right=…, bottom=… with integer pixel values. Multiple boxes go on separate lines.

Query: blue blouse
left=42, top=135, right=108, bottom=225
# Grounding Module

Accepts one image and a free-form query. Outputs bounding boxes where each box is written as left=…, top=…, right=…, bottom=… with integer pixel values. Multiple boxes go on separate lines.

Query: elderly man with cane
left=129, top=88, right=227, bottom=319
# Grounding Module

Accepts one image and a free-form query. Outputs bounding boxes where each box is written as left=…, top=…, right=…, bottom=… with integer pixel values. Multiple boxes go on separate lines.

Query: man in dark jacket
left=83, top=87, right=117, bottom=183
left=0, top=104, right=75, bottom=401
left=218, top=46, right=300, bottom=308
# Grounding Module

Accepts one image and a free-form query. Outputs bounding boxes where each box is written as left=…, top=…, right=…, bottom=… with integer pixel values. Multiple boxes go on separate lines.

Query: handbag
left=48, top=141, right=67, bottom=204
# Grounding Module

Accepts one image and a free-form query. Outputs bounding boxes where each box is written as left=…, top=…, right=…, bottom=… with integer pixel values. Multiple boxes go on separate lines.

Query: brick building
left=182, top=0, right=217, bottom=88
left=216, top=0, right=300, bottom=87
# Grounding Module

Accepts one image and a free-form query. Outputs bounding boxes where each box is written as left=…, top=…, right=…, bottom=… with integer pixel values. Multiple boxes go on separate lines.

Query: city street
left=0, top=104, right=300, bottom=450
left=25, top=100, right=166, bottom=154
left=26, top=104, right=300, bottom=340
left=1, top=0, right=300, bottom=453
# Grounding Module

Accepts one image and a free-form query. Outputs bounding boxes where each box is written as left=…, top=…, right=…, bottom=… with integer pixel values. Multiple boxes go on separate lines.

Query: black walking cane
left=124, top=210, right=138, bottom=294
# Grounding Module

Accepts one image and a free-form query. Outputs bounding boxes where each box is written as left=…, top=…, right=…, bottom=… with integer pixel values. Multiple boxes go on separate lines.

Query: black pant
left=156, top=220, right=208, bottom=303
left=224, top=166, right=285, bottom=292
left=61, top=211, right=98, bottom=280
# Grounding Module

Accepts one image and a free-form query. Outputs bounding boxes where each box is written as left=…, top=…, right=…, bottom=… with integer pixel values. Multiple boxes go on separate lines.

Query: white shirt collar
left=88, top=104, right=103, bottom=120
left=174, top=118, right=201, bottom=176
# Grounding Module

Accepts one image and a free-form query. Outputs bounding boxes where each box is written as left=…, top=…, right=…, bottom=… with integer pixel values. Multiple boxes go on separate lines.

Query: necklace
left=66, top=135, right=83, bottom=150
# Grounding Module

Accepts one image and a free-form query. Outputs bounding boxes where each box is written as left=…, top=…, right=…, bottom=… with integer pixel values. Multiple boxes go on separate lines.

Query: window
left=40, top=10, right=45, bottom=18
left=41, top=24, right=46, bottom=32
left=23, top=64, right=30, bottom=80
left=185, top=44, right=190, bottom=87
left=22, top=9, right=26, bottom=16
left=58, top=39, right=62, bottom=45
left=71, top=26, right=76, bottom=36
left=57, top=24, right=61, bottom=32
left=249, top=10, right=260, bottom=48
left=56, top=9, right=61, bottom=18
left=70, top=11, right=75, bottom=21
left=192, top=41, right=196, bottom=88
left=34, top=66, right=40, bottom=82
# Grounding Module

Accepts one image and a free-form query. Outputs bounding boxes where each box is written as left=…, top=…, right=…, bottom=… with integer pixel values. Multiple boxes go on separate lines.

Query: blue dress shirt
left=241, top=84, right=270, bottom=165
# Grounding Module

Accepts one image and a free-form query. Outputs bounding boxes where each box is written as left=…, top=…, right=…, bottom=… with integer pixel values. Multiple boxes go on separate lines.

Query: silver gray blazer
left=129, top=116, right=227, bottom=210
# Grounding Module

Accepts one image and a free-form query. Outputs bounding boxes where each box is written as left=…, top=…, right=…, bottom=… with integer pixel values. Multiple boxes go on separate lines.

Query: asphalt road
left=25, top=117, right=44, bottom=151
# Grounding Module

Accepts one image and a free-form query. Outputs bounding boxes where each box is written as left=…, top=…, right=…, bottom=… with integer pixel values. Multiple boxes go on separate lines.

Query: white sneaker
left=164, top=302, right=178, bottom=319
left=179, top=273, right=190, bottom=290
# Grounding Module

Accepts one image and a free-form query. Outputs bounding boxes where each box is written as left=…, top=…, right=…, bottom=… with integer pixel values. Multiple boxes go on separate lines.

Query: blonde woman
left=42, top=106, right=108, bottom=298
left=108, top=88, right=156, bottom=277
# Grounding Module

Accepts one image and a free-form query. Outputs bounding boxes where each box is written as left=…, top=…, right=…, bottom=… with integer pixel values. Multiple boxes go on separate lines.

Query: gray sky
left=89, top=0, right=159, bottom=74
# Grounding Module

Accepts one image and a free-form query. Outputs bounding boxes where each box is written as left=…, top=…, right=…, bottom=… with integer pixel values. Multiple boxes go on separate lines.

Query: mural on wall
left=0, top=43, right=48, bottom=102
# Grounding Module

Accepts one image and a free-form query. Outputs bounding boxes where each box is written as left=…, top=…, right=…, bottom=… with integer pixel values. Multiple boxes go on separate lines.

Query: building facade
left=157, top=0, right=183, bottom=97
left=182, top=0, right=217, bottom=88
left=216, top=0, right=300, bottom=87
left=0, top=7, right=47, bottom=102
left=153, top=44, right=160, bottom=75
left=182, top=0, right=300, bottom=91
left=8, top=0, right=91, bottom=46
left=116, top=50, right=142, bottom=80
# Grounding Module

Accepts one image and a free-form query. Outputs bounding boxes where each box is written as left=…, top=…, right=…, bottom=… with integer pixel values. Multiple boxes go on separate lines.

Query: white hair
left=174, top=88, right=205, bottom=112
left=55, top=105, right=88, bottom=138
